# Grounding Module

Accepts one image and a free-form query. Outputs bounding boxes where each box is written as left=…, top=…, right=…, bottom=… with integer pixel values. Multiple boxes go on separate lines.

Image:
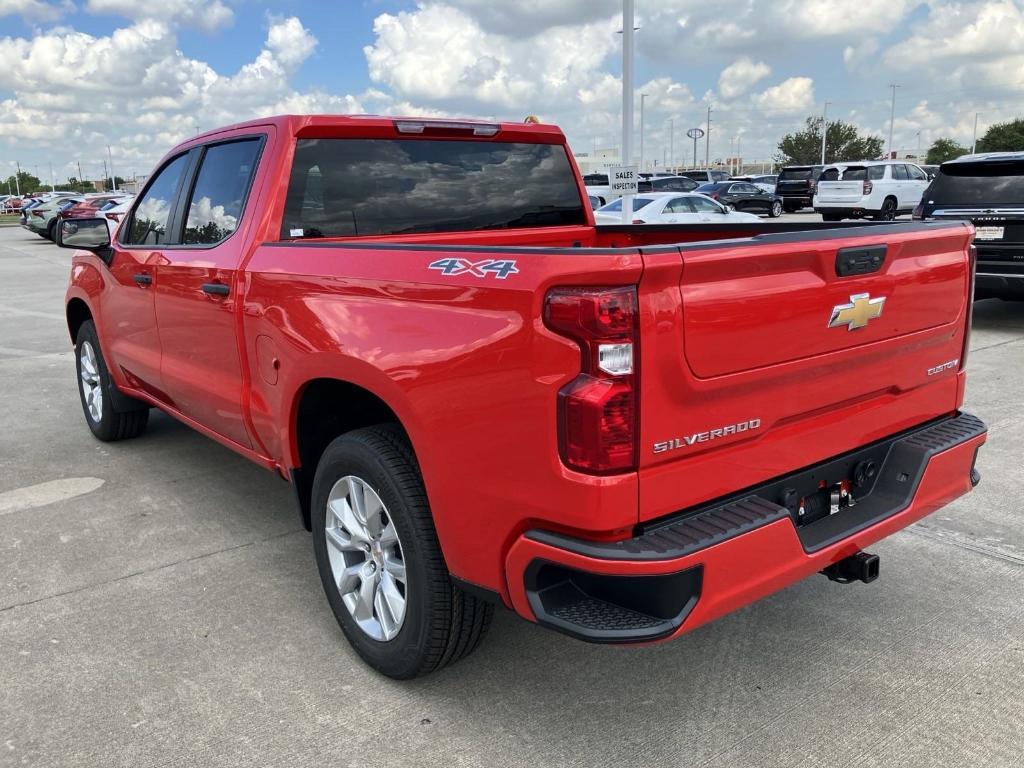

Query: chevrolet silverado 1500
left=60, top=115, right=986, bottom=678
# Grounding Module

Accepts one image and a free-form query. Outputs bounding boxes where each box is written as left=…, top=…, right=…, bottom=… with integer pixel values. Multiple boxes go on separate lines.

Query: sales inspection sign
left=609, top=166, right=639, bottom=195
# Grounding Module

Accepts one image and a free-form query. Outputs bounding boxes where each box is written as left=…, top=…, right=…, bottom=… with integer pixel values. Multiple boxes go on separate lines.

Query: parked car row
left=16, top=191, right=134, bottom=240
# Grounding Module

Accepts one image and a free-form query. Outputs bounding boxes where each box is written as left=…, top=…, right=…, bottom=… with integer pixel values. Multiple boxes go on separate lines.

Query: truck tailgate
left=636, top=222, right=972, bottom=522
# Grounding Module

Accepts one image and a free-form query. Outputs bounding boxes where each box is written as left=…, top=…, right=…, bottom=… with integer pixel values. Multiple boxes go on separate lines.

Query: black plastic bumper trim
left=526, top=412, right=986, bottom=562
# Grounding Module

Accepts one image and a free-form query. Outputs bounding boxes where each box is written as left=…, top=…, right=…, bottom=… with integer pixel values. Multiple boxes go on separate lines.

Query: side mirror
left=57, top=218, right=113, bottom=263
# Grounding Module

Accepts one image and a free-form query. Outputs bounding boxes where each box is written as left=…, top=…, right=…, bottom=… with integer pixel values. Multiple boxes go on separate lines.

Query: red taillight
left=632, top=218, right=645, bottom=224
left=863, top=180, right=873, bottom=195
left=544, top=286, right=638, bottom=474
left=708, top=192, right=719, bottom=200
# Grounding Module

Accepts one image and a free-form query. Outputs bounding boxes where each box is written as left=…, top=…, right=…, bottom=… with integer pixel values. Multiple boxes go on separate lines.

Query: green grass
left=0, top=213, right=20, bottom=227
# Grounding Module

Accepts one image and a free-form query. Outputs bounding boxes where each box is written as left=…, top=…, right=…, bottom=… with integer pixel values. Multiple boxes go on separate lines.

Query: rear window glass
left=779, top=167, right=815, bottom=180
left=599, top=196, right=657, bottom=212
left=928, top=162, right=1024, bottom=205
left=282, top=139, right=586, bottom=238
left=583, top=173, right=609, bottom=185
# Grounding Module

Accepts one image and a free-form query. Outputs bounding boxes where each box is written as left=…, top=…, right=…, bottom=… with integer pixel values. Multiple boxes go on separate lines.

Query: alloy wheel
left=325, top=475, right=408, bottom=641
left=79, top=341, right=103, bottom=422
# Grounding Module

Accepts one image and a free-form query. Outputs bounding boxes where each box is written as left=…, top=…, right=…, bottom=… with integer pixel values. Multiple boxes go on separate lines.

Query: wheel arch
left=66, top=297, right=93, bottom=343
left=288, top=377, right=414, bottom=531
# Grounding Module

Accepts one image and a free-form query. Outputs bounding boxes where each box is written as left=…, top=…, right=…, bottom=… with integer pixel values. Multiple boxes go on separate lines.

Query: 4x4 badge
left=828, top=293, right=886, bottom=331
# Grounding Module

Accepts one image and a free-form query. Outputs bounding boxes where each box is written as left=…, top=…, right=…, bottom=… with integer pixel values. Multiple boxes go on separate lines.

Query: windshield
left=928, top=161, right=1024, bottom=206
left=597, top=196, right=657, bottom=212
left=282, top=138, right=586, bottom=238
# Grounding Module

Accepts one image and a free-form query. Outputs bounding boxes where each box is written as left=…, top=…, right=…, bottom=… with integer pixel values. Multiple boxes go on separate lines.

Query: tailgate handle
left=836, top=245, right=886, bottom=277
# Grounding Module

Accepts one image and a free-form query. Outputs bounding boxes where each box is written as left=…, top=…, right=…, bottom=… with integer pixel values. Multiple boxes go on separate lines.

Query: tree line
left=776, top=117, right=1024, bottom=166
left=3, top=170, right=127, bottom=195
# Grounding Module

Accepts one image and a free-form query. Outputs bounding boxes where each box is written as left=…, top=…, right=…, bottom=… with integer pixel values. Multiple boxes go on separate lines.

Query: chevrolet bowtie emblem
left=828, top=293, right=886, bottom=331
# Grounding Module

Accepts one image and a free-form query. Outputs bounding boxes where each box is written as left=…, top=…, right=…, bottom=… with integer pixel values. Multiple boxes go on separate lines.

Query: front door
left=104, top=152, right=191, bottom=399
left=154, top=137, right=264, bottom=448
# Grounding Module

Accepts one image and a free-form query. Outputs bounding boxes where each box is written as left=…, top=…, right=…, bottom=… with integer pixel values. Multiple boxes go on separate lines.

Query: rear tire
left=768, top=200, right=783, bottom=218
left=783, top=204, right=798, bottom=213
left=46, top=220, right=57, bottom=241
left=75, top=320, right=149, bottom=441
left=874, top=197, right=898, bottom=221
left=311, top=425, right=493, bottom=679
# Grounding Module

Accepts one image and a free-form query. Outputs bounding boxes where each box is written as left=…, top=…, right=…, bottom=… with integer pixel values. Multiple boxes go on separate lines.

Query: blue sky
left=3, top=1, right=1024, bottom=184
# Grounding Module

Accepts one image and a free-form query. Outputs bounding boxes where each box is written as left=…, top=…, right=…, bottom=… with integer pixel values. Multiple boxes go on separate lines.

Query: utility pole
left=102, top=159, right=109, bottom=191
left=669, top=117, right=674, bottom=171
left=887, top=84, right=900, bottom=159
left=820, top=101, right=830, bottom=165
left=77, top=160, right=84, bottom=190
left=621, top=0, right=635, bottom=224
left=916, top=130, right=921, bottom=159
left=48, top=161, right=55, bottom=193
left=737, top=134, right=742, bottom=174
left=107, top=145, right=117, bottom=191
left=14, top=161, right=21, bottom=196
left=729, top=137, right=735, bottom=175
left=972, top=112, right=980, bottom=154
left=705, top=104, right=712, bottom=169
left=640, top=93, right=646, bottom=174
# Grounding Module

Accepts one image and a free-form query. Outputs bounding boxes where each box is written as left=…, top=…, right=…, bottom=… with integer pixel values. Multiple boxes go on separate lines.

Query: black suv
left=776, top=165, right=823, bottom=212
left=916, top=153, right=1024, bottom=300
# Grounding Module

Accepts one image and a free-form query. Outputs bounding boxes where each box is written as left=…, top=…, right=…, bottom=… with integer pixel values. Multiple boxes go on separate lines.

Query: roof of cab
left=183, top=114, right=566, bottom=146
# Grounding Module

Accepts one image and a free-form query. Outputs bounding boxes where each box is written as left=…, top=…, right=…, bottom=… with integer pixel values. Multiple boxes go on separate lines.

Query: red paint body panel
left=65, top=114, right=983, bottom=637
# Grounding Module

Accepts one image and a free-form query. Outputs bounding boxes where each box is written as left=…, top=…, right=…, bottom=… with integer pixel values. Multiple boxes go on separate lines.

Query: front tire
left=768, top=200, right=783, bottom=218
left=311, top=426, right=493, bottom=678
left=75, top=320, right=149, bottom=441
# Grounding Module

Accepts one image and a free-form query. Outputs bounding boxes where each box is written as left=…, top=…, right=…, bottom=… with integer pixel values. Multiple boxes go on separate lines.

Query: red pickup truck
left=59, top=115, right=986, bottom=678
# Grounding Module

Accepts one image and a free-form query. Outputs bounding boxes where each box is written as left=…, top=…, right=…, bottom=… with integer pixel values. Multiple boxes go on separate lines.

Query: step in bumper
left=505, top=413, right=986, bottom=644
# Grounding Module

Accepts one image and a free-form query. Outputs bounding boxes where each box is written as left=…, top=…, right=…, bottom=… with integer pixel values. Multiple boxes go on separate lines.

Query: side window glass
left=691, top=196, right=719, bottom=213
left=183, top=139, right=262, bottom=245
left=868, top=165, right=885, bottom=180
left=123, top=154, right=189, bottom=245
left=664, top=197, right=688, bottom=213
left=893, top=164, right=909, bottom=180
left=908, top=164, right=927, bottom=180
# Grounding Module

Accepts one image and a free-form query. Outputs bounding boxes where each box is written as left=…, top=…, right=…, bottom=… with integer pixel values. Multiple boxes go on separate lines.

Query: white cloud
left=843, top=38, right=880, bottom=69
left=753, top=77, right=816, bottom=116
left=718, top=58, right=770, bottom=100
left=0, top=0, right=70, bottom=23
left=85, top=0, right=234, bottom=33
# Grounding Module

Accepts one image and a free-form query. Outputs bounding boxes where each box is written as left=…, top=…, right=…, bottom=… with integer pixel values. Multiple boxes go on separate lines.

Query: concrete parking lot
left=1, top=223, right=1022, bottom=768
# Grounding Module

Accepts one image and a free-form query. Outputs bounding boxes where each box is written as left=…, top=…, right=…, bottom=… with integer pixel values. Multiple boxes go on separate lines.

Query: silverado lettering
left=654, top=418, right=763, bottom=453
left=60, top=114, right=986, bottom=679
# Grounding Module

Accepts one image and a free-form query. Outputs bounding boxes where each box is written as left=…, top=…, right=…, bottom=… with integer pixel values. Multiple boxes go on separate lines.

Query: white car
left=97, top=197, right=134, bottom=239
left=731, top=175, right=778, bottom=194
left=814, top=160, right=929, bottom=221
left=593, top=192, right=762, bottom=225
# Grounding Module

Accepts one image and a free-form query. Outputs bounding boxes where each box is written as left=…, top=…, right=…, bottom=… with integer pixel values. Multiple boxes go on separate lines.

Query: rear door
left=636, top=222, right=972, bottom=521
left=153, top=135, right=266, bottom=447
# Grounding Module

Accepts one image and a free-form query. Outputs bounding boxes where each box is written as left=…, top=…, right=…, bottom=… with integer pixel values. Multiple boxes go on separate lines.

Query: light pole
left=14, top=161, right=21, bottom=196
left=621, top=0, right=635, bottom=224
left=915, top=130, right=921, bottom=160
left=640, top=93, right=646, bottom=174
left=669, top=117, right=674, bottom=171
left=705, top=104, right=712, bottom=168
left=972, top=112, right=980, bottom=154
left=887, top=84, right=900, bottom=159
left=820, top=101, right=830, bottom=165
left=107, top=145, right=117, bottom=192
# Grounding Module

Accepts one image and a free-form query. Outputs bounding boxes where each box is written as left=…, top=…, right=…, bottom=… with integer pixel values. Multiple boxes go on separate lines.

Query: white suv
left=814, top=161, right=929, bottom=221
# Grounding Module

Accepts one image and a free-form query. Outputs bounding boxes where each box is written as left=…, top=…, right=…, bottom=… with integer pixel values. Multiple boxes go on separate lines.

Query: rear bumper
left=975, top=261, right=1024, bottom=298
left=505, top=413, right=986, bottom=644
